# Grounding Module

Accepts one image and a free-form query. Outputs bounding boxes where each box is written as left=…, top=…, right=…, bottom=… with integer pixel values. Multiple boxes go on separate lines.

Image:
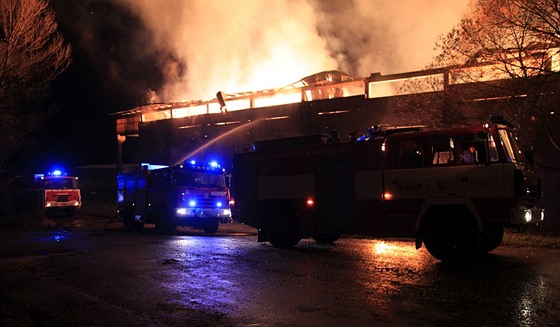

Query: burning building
left=114, top=70, right=371, bottom=168
left=113, top=54, right=560, bottom=170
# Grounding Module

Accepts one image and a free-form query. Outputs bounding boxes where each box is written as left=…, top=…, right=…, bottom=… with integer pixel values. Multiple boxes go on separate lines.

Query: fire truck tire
left=478, top=224, right=504, bottom=253
left=267, top=206, right=301, bottom=248
left=423, top=211, right=480, bottom=261
left=123, top=208, right=144, bottom=230
left=203, top=220, right=220, bottom=234
left=312, top=232, right=342, bottom=244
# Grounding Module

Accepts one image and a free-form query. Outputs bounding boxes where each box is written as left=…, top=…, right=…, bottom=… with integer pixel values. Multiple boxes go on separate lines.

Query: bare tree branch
left=0, top=0, right=72, bottom=170
left=398, top=0, right=560, bottom=149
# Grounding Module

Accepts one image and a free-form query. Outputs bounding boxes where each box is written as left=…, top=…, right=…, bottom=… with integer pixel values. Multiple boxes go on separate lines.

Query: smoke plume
left=117, top=0, right=471, bottom=102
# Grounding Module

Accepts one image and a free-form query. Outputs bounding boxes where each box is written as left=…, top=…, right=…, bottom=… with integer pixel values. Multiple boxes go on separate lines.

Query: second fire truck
left=231, top=117, right=544, bottom=261
left=117, top=161, right=231, bottom=234
left=36, top=170, right=82, bottom=217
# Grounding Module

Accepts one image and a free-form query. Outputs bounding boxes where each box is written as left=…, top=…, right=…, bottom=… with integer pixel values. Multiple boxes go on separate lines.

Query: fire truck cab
left=232, top=117, right=544, bottom=261
left=36, top=170, right=82, bottom=217
left=117, top=161, right=231, bottom=234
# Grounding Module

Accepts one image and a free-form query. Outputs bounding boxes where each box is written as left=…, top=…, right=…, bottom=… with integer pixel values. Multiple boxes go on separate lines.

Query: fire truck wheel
left=423, top=211, right=480, bottom=262
left=267, top=206, right=301, bottom=248
left=312, top=232, right=342, bottom=244
left=203, top=220, right=220, bottom=234
left=123, top=208, right=144, bottom=230
left=478, top=224, right=504, bottom=253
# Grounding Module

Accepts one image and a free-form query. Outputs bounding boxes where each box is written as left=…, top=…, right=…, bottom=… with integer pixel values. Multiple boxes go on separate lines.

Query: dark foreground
left=1, top=215, right=559, bottom=326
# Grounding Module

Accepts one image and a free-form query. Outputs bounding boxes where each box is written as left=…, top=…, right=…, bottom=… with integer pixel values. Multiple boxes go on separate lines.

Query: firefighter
left=463, top=145, right=478, bottom=163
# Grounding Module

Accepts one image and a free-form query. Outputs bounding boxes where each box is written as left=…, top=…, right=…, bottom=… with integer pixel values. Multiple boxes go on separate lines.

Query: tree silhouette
left=396, top=0, right=560, bottom=148
left=0, top=0, right=71, bottom=170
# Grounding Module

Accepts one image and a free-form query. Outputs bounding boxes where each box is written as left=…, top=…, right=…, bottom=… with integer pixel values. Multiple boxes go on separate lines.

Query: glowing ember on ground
left=373, top=241, right=417, bottom=257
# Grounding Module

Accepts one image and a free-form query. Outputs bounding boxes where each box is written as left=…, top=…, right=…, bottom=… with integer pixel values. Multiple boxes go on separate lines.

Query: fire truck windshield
left=41, top=178, right=77, bottom=189
left=174, top=171, right=226, bottom=187
left=498, top=128, right=526, bottom=164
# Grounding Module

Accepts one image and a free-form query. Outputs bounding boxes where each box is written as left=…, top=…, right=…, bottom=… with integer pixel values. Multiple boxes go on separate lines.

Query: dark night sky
left=11, top=0, right=163, bottom=173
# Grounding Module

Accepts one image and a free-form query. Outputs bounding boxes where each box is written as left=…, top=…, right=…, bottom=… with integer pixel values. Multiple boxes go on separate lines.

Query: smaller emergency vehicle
left=116, top=161, right=231, bottom=234
left=36, top=170, right=82, bottom=217
left=232, top=117, right=544, bottom=261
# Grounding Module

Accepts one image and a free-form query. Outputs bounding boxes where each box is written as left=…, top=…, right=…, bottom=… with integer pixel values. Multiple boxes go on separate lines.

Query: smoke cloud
left=116, top=0, right=471, bottom=102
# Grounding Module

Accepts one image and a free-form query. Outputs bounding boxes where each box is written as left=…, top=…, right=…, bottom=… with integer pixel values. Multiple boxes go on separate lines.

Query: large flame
left=117, top=0, right=470, bottom=102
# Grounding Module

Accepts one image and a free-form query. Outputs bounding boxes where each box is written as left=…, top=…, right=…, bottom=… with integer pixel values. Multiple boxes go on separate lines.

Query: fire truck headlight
left=524, top=210, right=532, bottom=223
left=541, top=211, right=545, bottom=221
left=223, top=208, right=231, bottom=217
left=46, top=202, right=52, bottom=207
left=176, top=208, right=196, bottom=216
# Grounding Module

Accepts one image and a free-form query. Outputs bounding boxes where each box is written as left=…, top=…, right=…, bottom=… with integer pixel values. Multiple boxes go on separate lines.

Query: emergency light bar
left=36, top=169, right=78, bottom=179
left=357, top=124, right=427, bottom=141
left=44, top=169, right=68, bottom=177
left=182, top=159, right=223, bottom=171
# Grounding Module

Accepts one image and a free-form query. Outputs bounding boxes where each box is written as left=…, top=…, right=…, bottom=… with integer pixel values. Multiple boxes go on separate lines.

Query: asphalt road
left=1, top=216, right=559, bottom=326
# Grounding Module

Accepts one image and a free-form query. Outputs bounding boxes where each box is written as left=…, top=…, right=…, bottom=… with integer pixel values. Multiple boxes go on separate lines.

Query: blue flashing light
left=216, top=201, right=223, bottom=208
left=45, top=164, right=70, bottom=177
left=46, top=169, right=66, bottom=177
left=51, top=230, right=67, bottom=242
left=184, top=159, right=222, bottom=171
left=188, top=200, right=197, bottom=207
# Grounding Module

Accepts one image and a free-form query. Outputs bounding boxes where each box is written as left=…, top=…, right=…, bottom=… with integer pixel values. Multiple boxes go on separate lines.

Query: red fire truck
left=231, top=117, right=544, bottom=261
left=36, top=170, right=82, bottom=217
left=116, top=161, right=231, bottom=234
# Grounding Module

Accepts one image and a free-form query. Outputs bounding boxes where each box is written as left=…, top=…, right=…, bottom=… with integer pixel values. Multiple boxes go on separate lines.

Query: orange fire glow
left=373, top=241, right=416, bottom=257
left=120, top=0, right=470, bottom=103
